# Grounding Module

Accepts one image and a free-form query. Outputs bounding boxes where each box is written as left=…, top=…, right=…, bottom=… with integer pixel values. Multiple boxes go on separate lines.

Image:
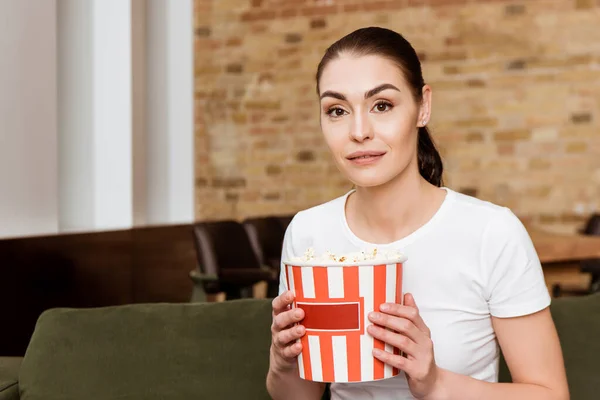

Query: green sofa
left=1, top=294, right=599, bottom=400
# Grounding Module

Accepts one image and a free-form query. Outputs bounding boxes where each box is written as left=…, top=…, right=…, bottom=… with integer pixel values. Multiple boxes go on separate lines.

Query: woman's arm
left=432, top=307, right=568, bottom=400
left=266, top=292, right=326, bottom=400
left=370, top=298, right=569, bottom=400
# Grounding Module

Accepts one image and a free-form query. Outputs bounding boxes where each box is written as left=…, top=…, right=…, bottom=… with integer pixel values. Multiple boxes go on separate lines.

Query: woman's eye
left=373, top=102, right=393, bottom=113
left=327, top=107, right=347, bottom=117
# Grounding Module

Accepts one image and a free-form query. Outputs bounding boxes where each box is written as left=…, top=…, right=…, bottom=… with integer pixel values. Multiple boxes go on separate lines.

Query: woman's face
left=318, top=54, right=431, bottom=188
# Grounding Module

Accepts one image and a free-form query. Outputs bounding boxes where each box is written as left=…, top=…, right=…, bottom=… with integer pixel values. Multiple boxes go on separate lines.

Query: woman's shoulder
left=289, top=190, right=351, bottom=228
left=445, top=188, right=531, bottom=245
left=446, top=189, right=519, bottom=224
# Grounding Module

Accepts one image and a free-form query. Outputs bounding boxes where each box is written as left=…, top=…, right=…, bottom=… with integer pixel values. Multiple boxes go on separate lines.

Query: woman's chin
left=347, top=173, right=393, bottom=188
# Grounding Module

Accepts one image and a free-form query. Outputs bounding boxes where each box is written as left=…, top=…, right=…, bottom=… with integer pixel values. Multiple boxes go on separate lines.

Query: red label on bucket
left=297, top=302, right=360, bottom=331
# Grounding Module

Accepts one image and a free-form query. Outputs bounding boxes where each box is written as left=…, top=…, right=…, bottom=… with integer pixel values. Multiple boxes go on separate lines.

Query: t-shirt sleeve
left=482, top=208, right=551, bottom=318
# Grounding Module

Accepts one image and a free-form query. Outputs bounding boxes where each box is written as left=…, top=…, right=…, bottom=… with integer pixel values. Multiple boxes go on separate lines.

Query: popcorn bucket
left=282, top=255, right=406, bottom=383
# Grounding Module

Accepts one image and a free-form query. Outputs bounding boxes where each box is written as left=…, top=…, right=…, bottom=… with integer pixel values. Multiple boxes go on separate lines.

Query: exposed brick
left=310, top=18, right=327, bottom=29
left=301, top=5, right=337, bottom=17
left=250, top=127, right=280, bottom=135
left=296, top=150, right=316, bottom=162
left=281, top=9, right=298, bottom=18
left=506, top=59, right=527, bottom=70
left=226, top=37, right=242, bottom=47
left=251, top=113, right=266, bottom=124
left=560, top=213, right=587, bottom=224
left=266, top=165, right=282, bottom=176
left=285, top=33, right=303, bottom=44
left=194, top=0, right=600, bottom=234
left=364, top=1, right=404, bottom=11
left=505, top=4, right=526, bottom=16
left=497, top=144, right=515, bottom=156
left=226, top=63, right=243, bottom=74
left=240, top=10, right=276, bottom=22
left=571, top=113, right=592, bottom=124
left=575, top=0, right=595, bottom=9
left=466, top=79, right=486, bottom=88
left=529, top=158, right=551, bottom=170
left=539, top=214, right=558, bottom=224
left=225, top=192, right=240, bottom=201
left=465, top=132, right=484, bottom=142
left=245, top=100, right=281, bottom=110
left=494, top=129, right=531, bottom=141
left=272, top=114, right=290, bottom=123
left=232, top=113, right=247, bottom=124
left=566, top=142, right=588, bottom=153
left=427, top=51, right=468, bottom=62
left=278, top=47, right=299, bottom=57
left=212, top=177, right=246, bottom=188
left=195, top=177, right=208, bottom=187
left=263, top=192, right=281, bottom=201
left=195, top=27, right=211, bottom=37
left=445, top=37, right=462, bottom=46
left=343, top=4, right=361, bottom=12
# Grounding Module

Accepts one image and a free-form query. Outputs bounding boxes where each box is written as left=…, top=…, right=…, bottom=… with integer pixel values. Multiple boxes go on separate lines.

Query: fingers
left=273, top=307, right=305, bottom=333
left=368, top=310, right=425, bottom=344
left=368, top=325, right=418, bottom=357
left=271, top=290, right=295, bottom=315
left=281, top=340, right=303, bottom=359
left=402, top=293, right=430, bottom=335
left=275, top=325, right=306, bottom=358
left=372, top=348, right=435, bottom=382
left=275, top=324, right=305, bottom=346
left=372, top=348, right=416, bottom=373
left=372, top=294, right=430, bottom=337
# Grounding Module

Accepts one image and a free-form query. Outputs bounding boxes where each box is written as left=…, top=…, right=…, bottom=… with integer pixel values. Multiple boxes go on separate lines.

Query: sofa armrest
left=0, top=357, right=21, bottom=400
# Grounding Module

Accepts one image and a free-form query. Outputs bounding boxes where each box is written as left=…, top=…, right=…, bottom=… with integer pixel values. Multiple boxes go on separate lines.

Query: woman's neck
left=346, top=172, right=445, bottom=244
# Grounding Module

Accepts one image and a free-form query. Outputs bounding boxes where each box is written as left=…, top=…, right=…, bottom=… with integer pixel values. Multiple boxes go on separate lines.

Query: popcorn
left=292, top=247, right=404, bottom=264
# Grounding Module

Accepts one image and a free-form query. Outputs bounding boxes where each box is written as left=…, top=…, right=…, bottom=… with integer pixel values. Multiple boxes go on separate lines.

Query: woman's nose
left=349, top=111, right=373, bottom=142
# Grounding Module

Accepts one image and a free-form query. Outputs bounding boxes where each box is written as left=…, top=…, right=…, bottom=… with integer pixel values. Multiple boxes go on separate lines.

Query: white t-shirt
left=278, top=187, right=551, bottom=400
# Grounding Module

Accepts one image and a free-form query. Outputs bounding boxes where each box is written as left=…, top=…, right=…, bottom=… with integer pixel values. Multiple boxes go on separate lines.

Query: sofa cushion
left=0, top=357, right=21, bottom=400
left=19, top=299, right=273, bottom=400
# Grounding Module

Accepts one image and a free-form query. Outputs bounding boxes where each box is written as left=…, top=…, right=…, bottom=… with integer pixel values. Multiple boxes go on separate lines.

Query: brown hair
left=316, top=27, right=443, bottom=187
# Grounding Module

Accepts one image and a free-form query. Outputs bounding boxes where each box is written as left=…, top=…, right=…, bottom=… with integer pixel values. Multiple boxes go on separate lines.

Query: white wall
left=0, top=0, right=194, bottom=239
left=144, top=0, right=194, bottom=225
left=0, top=0, right=58, bottom=239
left=57, top=0, right=94, bottom=230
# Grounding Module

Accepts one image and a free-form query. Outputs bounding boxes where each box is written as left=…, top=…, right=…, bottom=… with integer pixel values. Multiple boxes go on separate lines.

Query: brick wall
left=194, top=0, right=600, bottom=233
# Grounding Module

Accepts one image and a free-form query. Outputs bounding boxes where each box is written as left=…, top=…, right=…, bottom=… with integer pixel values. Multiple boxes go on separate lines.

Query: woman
left=266, top=27, right=569, bottom=400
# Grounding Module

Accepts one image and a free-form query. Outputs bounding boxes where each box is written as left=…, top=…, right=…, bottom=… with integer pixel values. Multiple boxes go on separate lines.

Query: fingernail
left=380, top=303, right=390, bottom=311
left=370, top=312, right=380, bottom=320
left=296, top=326, right=304, bottom=334
left=294, top=310, right=302, bottom=318
left=373, top=349, right=382, bottom=357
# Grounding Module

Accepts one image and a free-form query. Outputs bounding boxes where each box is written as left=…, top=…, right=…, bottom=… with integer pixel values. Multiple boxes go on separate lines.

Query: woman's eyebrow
left=319, top=83, right=400, bottom=101
left=364, top=83, right=400, bottom=99
left=320, top=90, right=346, bottom=101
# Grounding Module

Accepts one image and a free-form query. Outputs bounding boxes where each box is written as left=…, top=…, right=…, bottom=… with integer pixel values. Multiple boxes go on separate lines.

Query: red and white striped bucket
left=283, top=257, right=406, bottom=383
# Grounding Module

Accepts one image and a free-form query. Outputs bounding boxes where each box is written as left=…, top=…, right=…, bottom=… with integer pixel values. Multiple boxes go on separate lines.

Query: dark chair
left=275, top=214, right=294, bottom=232
left=581, top=214, right=600, bottom=293
left=243, top=217, right=286, bottom=298
left=190, top=220, right=277, bottom=301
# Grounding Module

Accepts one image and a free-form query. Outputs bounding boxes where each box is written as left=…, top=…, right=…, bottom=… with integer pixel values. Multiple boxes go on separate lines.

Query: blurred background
left=1, top=0, right=599, bottom=356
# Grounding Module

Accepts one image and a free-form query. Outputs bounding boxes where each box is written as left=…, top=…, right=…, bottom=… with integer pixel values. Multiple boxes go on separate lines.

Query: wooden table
left=527, top=227, right=600, bottom=295
left=528, top=228, right=600, bottom=264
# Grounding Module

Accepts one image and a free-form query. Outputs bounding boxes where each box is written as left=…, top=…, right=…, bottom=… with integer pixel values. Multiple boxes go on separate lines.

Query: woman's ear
left=418, top=85, right=432, bottom=127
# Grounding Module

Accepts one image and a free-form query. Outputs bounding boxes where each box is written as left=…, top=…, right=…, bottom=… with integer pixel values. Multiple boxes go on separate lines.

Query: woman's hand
left=270, top=290, right=306, bottom=373
left=367, top=293, right=442, bottom=400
